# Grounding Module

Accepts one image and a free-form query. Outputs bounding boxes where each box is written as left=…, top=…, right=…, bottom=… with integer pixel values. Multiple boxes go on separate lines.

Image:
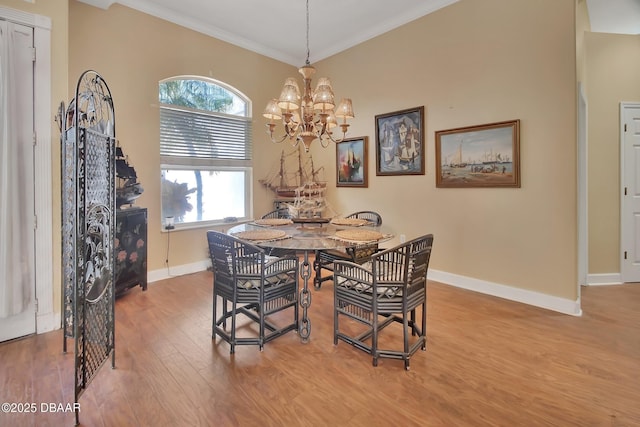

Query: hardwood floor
left=1, top=271, right=639, bottom=426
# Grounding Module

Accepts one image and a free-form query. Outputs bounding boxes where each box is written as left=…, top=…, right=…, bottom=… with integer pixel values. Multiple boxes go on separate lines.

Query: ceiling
left=586, top=0, right=640, bottom=35
left=80, top=0, right=640, bottom=67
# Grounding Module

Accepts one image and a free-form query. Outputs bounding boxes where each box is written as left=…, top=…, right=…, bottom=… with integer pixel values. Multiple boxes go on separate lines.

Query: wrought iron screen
left=59, top=70, right=116, bottom=425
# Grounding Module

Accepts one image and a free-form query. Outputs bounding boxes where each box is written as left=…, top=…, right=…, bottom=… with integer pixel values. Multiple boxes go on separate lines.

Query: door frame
left=620, top=102, right=640, bottom=283
left=0, top=6, right=54, bottom=333
left=577, top=83, right=588, bottom=293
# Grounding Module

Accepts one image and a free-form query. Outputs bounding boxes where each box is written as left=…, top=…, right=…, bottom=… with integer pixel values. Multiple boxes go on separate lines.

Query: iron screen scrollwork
left=58, top=70, right=116, bottom=425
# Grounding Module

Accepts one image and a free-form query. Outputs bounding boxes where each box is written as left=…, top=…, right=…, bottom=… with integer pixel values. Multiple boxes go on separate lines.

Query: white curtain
left=0, top=20, right=32, bottom=318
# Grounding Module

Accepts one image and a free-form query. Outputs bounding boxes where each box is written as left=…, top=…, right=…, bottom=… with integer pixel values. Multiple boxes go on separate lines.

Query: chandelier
left=263, top=0, right=355, bottom=152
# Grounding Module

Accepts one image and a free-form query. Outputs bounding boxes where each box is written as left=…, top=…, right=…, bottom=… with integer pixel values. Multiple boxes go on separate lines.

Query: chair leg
left=372, top=315, right=379, bottom=367
left=259, top=296, right=265, bottom=352
left=230, top=301, right=237, bottom=354
left=333, top=294, right=339, bottom=345
left=222, top=298, right=229, bottom=329
left=410, top=309, right=416, bottom=336
left=212, top=291, right=217, bottom=340
left=313, top=252, right=322, bottom=289
left=421, top=303, right=427, bottom=351
left=403, top=312, right=410, bottom=370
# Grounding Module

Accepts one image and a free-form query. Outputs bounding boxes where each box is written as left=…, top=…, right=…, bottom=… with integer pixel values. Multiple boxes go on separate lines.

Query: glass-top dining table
left=227, top=218, right=393, bottom=342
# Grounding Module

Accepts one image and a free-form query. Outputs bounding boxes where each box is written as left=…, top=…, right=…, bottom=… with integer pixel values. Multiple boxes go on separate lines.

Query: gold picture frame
left=435, top=120, right=521, bottom=188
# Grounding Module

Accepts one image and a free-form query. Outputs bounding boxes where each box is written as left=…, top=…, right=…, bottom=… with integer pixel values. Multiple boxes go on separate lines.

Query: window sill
left=160, top=218, right=253, bottom=233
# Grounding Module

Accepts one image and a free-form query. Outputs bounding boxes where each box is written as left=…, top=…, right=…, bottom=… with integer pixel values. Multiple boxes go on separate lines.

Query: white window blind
left=160, top=106, right=252, bottom=163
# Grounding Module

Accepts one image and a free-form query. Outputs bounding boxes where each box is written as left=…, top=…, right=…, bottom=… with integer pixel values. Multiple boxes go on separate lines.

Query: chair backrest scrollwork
left=346, top=210, right=382, bottom=226
left=369, top=234, right=433, bottom=298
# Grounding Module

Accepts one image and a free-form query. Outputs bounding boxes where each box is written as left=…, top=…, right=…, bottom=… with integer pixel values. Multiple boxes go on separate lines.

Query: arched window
left=159, top=76, right=252, bottom=228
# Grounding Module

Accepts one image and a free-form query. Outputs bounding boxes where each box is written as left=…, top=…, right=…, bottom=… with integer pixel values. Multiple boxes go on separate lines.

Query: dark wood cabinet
left=115, top=208, right=147, bottom=296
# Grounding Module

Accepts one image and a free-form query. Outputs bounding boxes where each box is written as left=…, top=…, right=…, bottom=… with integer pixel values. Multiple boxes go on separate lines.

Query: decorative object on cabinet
left=375, top=106, right=425, bottom=176
left=115, top=144, right=144, bottom=209
left=336, top=136, right=368, bottom=187
left=115, top=207, right=148, bottom=296
left=435, top=119, right=520, bottom=188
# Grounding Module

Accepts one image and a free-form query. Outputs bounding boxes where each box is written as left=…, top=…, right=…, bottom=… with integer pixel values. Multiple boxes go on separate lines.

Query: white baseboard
left=148, top=262, right=584, bottom=316
left=148, top=259, right=211, bottom=283
left=428, top=269, right=582, bottom=316
left=37, top=311, right=61, bottom=334
left=585, top=273, right=622, bottom=286
left=41, top=260, right=586, bottom=337
left=34, top=260, right=212, bottom=336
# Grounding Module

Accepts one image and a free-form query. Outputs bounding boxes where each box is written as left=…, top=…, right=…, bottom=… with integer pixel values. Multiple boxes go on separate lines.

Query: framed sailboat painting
left=375, top=106, right=425, bottom=176
left=336, top=136, right=368, bottom=187
left=435, top=120, right=521, bottom=188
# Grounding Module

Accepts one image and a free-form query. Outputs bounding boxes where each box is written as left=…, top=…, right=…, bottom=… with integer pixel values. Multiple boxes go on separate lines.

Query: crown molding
left=77, top=0, right=115, bottom=9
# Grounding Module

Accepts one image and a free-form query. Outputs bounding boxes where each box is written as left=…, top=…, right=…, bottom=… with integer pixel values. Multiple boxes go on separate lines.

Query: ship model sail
left=259, top=146, right=326, bottom=198
left=260, top=146, right=333, bottom=218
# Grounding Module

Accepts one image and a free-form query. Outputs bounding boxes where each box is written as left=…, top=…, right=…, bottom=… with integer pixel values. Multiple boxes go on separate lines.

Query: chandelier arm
left=268, top=133, right=291, bottom=144
left=267, top=129, right=300, bottom=145
left=324, top=130, right=347, bottom=144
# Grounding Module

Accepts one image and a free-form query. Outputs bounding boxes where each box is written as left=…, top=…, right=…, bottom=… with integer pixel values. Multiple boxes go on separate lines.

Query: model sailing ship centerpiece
left=260, top=146, right=334, bottom=219
left=288, top=181, right=328, bottom=219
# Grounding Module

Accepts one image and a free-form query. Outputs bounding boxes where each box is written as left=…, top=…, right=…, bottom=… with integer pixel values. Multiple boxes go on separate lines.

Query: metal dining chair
left=207, top=230, right=299, bottom=353
left=260, top=208, right=291, bottom=219
left=313, top=211, right=382, bottom=289
left=259, top=209, right=296, bottom=257
left=333, top=234, right=434, bottom=370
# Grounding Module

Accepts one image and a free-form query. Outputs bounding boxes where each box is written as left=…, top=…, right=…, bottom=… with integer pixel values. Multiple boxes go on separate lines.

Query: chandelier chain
left=305, top=0, right=310, bottom=65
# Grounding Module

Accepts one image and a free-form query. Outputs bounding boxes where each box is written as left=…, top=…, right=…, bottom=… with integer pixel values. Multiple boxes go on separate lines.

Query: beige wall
left=68, top=1, right=295, bottom=272
left=585, top=32, right=640, bottom=273
left=4, top=0, right=633, bottom=320
left=313, top=0, right=578, bottom=299
left=0, top=0, right=68, bottom=314
left=67, top=0, right=579, bottom=301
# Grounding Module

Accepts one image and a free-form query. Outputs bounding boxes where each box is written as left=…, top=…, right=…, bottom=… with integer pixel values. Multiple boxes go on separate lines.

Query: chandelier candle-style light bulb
left=263, top=0, right=354, bottom=152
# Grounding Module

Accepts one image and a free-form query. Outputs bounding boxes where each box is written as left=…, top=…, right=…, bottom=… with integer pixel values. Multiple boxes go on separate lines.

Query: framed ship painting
left=336, top=136, right=368, bottom=187
left=435, top=119, right=520, bottom=188
left=375, top=106, right=425, bottom=176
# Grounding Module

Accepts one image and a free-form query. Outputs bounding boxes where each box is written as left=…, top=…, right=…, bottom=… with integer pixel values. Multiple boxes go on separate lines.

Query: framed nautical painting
left=435, top=119, right=521, bottom=188
left=336, top=136, right=368, bottom=187
left=375, top=106, right=425, bottom=176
